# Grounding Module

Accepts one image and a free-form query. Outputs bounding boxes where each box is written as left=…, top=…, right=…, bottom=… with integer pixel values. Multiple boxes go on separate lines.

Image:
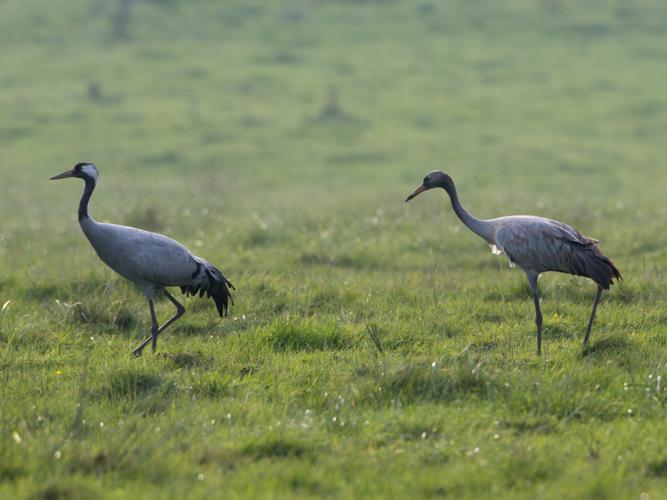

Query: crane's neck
left=78, top=177, right=96, bottom=222
left=443, top=183, right=495, bottom=244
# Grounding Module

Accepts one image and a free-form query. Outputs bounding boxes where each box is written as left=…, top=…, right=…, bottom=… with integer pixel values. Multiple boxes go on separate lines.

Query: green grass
left=1, top=0, right=666, bottom=498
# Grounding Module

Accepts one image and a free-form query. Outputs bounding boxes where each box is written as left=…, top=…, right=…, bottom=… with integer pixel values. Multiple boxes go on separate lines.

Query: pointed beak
left=50, top=169, right=74, bottom=180
left=405, top=184, right=427, bottom=202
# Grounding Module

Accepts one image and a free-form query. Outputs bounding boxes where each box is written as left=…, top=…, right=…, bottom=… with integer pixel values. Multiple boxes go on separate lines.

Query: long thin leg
left=526, top=271, right=543, bottom=356
left=132, top=291, right=186, bottom=357
left=583, top=286, right=603, bottom=345
left=149, top=300, right=159, bottom=352
left=155, top=291, right=186, bottom=335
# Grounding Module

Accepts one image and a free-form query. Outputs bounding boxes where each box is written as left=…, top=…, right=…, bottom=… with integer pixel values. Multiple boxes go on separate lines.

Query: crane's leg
left=149, top=300, right=159, bottom=352
left=526, top=271, right=543, bottom=356
left=132, top=291, right=186, bottom=357
left=583, top=286, right=603, bottom=346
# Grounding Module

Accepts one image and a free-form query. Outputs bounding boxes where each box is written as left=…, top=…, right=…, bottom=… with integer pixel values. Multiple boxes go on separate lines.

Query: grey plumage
left=406, top=170, right=621, bottom=355
left=492, top=216, right=621, bottom=289
left=51, top=162, right=234, bottom=356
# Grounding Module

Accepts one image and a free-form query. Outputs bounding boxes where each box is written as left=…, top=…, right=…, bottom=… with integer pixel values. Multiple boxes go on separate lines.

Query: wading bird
left=405, top=171, right=621, bottom=355
left=51, top=162, right=234, bottom=357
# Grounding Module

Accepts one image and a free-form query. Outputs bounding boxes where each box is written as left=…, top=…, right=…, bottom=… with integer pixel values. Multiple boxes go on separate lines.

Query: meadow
left=1, top=0, right=666, bottom=498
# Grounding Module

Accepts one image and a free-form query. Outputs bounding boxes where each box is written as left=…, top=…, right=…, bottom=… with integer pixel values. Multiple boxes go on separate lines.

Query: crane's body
left=406, top=171, right=621, bottom=355
left=476, top=215, right=619, bottom=288
left=81, top=218, right=206, bottom=299
left=51, top=162, right=234, bottom=356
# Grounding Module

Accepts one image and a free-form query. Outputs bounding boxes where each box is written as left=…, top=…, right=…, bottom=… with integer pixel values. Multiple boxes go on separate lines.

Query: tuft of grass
left=100, top=369, right=168, bottom=400
left=189, top=372, right=232, bottom=399
left=365, top=324, right=384, bottom=353
left=268, top=318, right=352, bottom=352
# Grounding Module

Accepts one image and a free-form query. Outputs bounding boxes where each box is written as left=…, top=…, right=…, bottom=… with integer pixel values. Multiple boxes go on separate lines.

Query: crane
left=51, top=162, right=234, bottom=357
left=405, top=170, right=621, bottom=355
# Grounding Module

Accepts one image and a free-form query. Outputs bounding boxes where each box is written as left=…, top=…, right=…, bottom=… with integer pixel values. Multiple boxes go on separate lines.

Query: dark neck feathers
left=442, top=181, right=466, bottom=221
left=78, top=176, right=96, bottom=221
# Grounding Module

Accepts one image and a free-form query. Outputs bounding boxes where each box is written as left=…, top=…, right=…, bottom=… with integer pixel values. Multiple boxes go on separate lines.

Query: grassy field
left=1, top=0, right=667, bottom=498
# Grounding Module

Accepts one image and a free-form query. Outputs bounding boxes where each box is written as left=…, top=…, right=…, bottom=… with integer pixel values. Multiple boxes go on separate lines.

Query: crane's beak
left=50, top=169, right=75, bottom=180
left=405, top=184, right=426, bottom=202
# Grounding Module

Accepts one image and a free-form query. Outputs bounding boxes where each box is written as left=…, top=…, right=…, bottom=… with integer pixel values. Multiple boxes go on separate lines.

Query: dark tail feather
left=180, top=263, right=235, bottom=317
left=578, top=246, right=622, bottom=290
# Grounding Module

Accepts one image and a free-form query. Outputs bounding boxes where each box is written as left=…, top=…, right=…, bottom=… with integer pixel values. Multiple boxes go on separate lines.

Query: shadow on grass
left=0, top=464, right=25, bottom=483
left=499, top=417, right=555, bottom=435
left=501, top=449, right=559, bottom=488
left=97, top=369, right=175, bottom=415
left=648, top=459, right=667, bottom=478
left=581, top=336, right=632, bottom=358
left=24, top=284, right=61, bottom=302
left=243, top=438, right=312, bottom=460
left=467, top=340, right=499, bottom=353
left=544, top=323, right=576, bottom=340
left=29, top=477, right=104, bottom=500
left=199, top=437, right=314, bottom=471
left=156, top=351, right=212, bottom=369
left=372, top=361, right=500, bottom=405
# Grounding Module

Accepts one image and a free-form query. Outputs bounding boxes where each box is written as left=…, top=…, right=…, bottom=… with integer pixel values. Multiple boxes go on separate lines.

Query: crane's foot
left=132, top=346, right=145, bottom=358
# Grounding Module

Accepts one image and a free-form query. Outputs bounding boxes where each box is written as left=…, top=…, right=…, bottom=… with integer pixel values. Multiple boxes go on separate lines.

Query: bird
left=51, top=162, right=234, bottom=357
left=405, top=170, right=621, bottom=355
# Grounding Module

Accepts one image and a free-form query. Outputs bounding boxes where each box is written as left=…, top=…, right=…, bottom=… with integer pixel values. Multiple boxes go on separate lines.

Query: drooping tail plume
left=181, top=259, right=235, bottom=316
left=576, top=244, right=622, bottom=290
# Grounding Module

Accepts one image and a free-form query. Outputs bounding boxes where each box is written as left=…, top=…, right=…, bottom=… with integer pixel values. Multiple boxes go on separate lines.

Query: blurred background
left=3, top=4, right=667, bottom=496
left=1, top=0, right=666, bottom=280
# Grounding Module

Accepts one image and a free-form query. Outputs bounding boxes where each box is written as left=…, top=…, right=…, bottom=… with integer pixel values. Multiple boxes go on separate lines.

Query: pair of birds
left=51, top=163, right=620, bottom=357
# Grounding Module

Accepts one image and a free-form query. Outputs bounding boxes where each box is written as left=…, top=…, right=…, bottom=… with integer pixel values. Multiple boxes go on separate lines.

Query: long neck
left=78, top=177, right=96, bottom=221
left=443, top=182, right=495, bottom=243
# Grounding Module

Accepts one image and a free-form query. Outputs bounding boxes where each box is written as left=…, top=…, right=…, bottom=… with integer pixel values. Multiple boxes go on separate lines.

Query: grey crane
left=51, top=162, right=234, bottom=357
left=405, top=170, right=621, bottom=355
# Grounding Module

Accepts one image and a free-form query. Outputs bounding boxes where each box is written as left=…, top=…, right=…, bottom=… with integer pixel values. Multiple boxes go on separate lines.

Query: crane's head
left=50, top=162, right=100, bottom=184
left=405, top=170, right=454, bottom=202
